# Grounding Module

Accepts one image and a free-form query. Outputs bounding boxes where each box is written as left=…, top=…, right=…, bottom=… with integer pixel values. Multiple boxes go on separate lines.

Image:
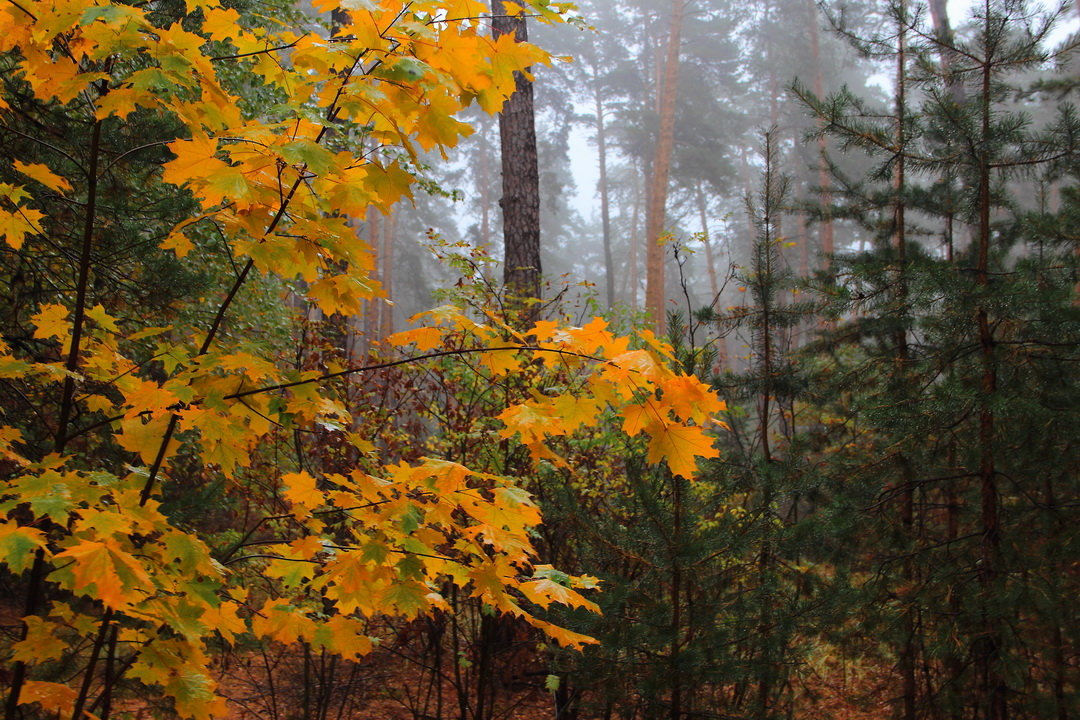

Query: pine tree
left=796, top=1, right=1080, bottom=716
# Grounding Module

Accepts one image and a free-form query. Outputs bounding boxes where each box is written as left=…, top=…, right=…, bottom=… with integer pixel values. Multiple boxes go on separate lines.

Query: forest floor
left=0, top=601, right=892, bottom=719
left=212, top=636, right=895, bottom=720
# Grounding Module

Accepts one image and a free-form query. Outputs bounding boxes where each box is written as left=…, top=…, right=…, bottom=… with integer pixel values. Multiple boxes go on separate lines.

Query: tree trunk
left=380, top=207, right=395, bottom=338
left=975, top=16, right=1005, bottom=717
left=595, top=80, right=615, bottom=310
left=927, top=0, right=965, bottom=104
left=626, top=165, right=643, bottom=307
left=670, top=477, right=684, bottom=720
left=491, top=1, right=541, bottom=311
left=808, top=0, right=834, bottom=267
left=644, top=0, right=687, bottom=332
left=479, top=116, right=494, bottom=272
left=893, top=10, right=918, bottom=718
left=695, top=182, right=719, bottom=302
left=364, top=206, right=381, bottom=345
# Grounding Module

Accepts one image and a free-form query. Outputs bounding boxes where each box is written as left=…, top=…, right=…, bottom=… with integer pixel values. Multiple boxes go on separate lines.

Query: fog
left=383, top=0, right=1079, bottom=333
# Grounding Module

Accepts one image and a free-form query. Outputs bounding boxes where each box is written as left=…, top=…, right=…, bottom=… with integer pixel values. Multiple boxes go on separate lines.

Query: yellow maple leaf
left=307, top=274, right=374, bottom=316
left=96, top=86, right=157, bottom=120
left=120, top=379, right=178, bottom=418
left=282, top=471, right=322, bottom=510
left=478, top=347, right=521, bottom=376
left=0, top=206, right=45, bottom=250
left=117, top=414, right=175, bottom=465
left=52, top=538, right=155, bottom=609
left=30, top=303, right=71, bottom=342
left=10, top=617, right=67, bottom=664
left=201, top=6, right=241, bottom=41
left=525, top=616, right=599, bottom=650
left=0, top=426, right=26, bottom=465
left=549, top=394, right=603, bottom=433
left=519, top=577, right=600, bottom=613
left=567, top=316, right=613, bottom=354
left=251, top=600, right=316, bottom=645
left=621, top=402, right=664, bottom=437
left=497, top=402, right=554, bottom=445
left=86, top=304, right=119, bottom=333
left=202, top=600, right=246, bottom=644
left=529, top=319, right=559, bottom=342
left=386, top=326, right=442, bottom=351
left=311, top=615, right=373, bottom=659
left=20, top=681, right=77, bottom=715
left=162, top=134, right=231, bottom=190
left=178, top=407, right=250, bottom=476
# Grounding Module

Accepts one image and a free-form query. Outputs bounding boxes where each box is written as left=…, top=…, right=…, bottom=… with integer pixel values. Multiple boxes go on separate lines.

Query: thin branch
left=210, top=41, right=300, bottom=61
left=224, top=345, right=598, bottom=401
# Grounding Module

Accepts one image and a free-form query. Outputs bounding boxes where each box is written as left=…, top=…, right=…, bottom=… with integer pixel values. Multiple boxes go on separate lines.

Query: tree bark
left=644, top=0, right=687, bottom=332
left=491, top=1, right=541, bottom=311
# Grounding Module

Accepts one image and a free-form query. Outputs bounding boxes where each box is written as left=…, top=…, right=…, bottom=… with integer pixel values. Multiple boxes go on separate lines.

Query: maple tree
left=0, top=1, right=725, bottom=717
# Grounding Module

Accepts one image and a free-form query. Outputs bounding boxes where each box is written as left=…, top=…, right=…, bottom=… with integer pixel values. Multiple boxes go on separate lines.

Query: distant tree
left=644, top=0, right=688, bottom=331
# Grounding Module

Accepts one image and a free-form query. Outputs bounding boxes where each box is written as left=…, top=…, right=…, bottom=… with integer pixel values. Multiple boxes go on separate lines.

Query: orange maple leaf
left=52, top=538, right=154, bottom=608
left=645, top=421, right=720, bottom=480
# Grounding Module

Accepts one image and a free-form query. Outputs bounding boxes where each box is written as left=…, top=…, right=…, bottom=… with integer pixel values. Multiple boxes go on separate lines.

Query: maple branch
left=224, top=345, right=599, bottom=401
left=101, top=140, right=176, bottom=175
left=2, top=549, right=46, bottom=720
left=71, top=609, right=113, bottom=720
left=217, top=502, right=392, bottom=562
left=1, top=125, right=89, bottom=178
left=136, top=25, right=384, bottom=506
left=69, top=344, right=606, bottom=442
left=6, top=99, right=110, bottom=720
left=326, top=544, right=458, bottom=563
left=223, top=554, right=323, bottom=566
left=224, top=544, right=459, bottom=567
left=75, top=350, right=170, bottom=406
left=210, top=41, right=299, bottom=61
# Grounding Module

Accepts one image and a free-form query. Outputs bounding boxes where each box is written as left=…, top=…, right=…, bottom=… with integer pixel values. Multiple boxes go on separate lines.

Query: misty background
left=367, top=0, right=1078, bottom=343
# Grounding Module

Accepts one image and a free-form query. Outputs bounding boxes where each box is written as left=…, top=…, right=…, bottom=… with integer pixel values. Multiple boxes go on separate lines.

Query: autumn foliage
left=0, top=0, right=724, bottom=717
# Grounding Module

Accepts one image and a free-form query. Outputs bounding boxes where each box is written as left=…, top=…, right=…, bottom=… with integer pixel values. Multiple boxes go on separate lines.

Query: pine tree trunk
left=753, top=132, right=780, bottom=720
left=644, top=0, right=686, bottom=332
left=893, top=12, right=918, bottom=719
left=808, top=0, right=834, bottom=267
left=695, top=182, right=719, bottom=302
left=626, top=165, right=643, bottom=306
left=975, top=21, right=1006, bottom=718
left=491, top=1, right=541, bottom=309
left=927, top=0, right=965, bottom=104
left=670, top=478, right=683, bottom=720
left=595, top=83, right=615, bottom=310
